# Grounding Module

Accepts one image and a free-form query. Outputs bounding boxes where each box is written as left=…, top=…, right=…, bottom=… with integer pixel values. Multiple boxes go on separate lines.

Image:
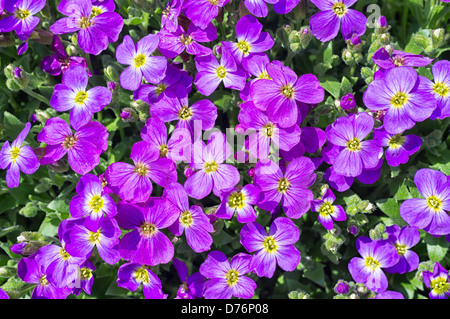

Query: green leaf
left=375, top=198, right=406, bottom=226
left=38, top=215, right=61, bottom=237
left=425, top=233, right=450, bottom=262
left=319, top=75, right=341, bottom=99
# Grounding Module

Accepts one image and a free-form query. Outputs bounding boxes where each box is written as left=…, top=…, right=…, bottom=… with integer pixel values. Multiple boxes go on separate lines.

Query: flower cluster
left=0, top=0, right=449, bottom=300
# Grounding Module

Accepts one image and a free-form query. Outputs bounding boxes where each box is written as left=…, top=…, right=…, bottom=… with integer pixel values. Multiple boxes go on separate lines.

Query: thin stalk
left=22, top=88, right=51, bottom=106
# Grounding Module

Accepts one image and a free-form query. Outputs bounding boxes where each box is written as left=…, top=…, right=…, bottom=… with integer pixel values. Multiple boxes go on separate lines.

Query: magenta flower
left=427, top=60, right=450, bottom=120
left=116, top=34, right=167, bottom=91
left=183, top=0, right=231, bottom=30
left=49, top=0, right=124, bottom=55
left=221, top=15, right=274, bottom=63
left=105, top=141, right=177, bottom=203
left=71, top=260, right=95, bottom=296
left=242, top=0, right=279, bottom=18
left=115, top=198, right=180, bottom=266
left=384, top=225, right=420, bottom=274
left=373, top=126, right=422, bottom=167
left=199, top=250, right=256, bottom=299
left=158, top=22, right=217, bottom=59
left=239, top=53, right=273, bottom=101
left=164, top=183, right=214, bottom=253
left=400, top=168, right=450, bottom=237
left=37, top=117, right=108, bottom=175
left=184, top=132, right=241, bottom=199
left=363, top=66, right=437, bottom=134
left=325, top=112, right=383, bottom=178
left=51, top=65, right=112, bottom=129
left=161, top=0, right=183, bottom=32
left=311, top=188, right=347, bottom=230
left=194, top=49, right=247, bottom=96
left=309, top=0, right=367, bottom=42
left=422, top=262, right=450, bottom=299
left=117, top=262, right=167, bottom=299
left=240, top=217, right=301, bottom=278
left=250, top=61, right=324, bottom=128
left=348, top=236, right=399, bottom=293
left=0, top=122, right=39, bottom=188
left=173, top=258, right=205, bottom=299
left=0, top=0, right=46, bottom=41
left=215, top=184, right=261, bottom=223
left=253, top=157, right=316, bottom=218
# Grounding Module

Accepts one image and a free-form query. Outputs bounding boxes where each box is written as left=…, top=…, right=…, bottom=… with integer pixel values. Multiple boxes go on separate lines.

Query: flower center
left=62, top=135, right=77, bottom=149
left=391, top=92, right=409, bottom=109
left=228, top=191, right=246, bottom=210
left=237, top=40, right=251, bottom=55
left=39, top=275, right=49, bottom=286
left=59, top=247, right=71, bottom=261
left=79, top=16, right=93, bottom=29
left=88, top=229, right=101, bottom=244
left=388, top=134, right=405, bottom=149
left=259, top=71, right=271, bottom=80
left=134, top=267, right=150, bottom=283
left=430, top=277, right=450, bottom=296
left=393, top=55, right=405, bottom=67
left=208, top=0, right=219, bottom=5
left=346, top=138, right=362, bottom=152
left=15, top=8, right=31, bottom=20
left=133, top=54, right=147, bottom=68
left=178, top=106, right=193, bottom=121
left=88, top=195, right=104, bottom=213
left=159, top=144, right=169, bottom=157
left=433, top=82, right=449, bottom=97
left=263, top=236, right=278, bottom=253
left=180, top=34, right=193, bottom=46
left=281, top=84, right=295, bottom=99
left=225, top=269, right=239, bottom=287
left=426, top=195, right=442, bottom=212
left=140, top=222, right=157, bottom=237
left=10, top=147, right=21, bottom=162
left=262, top=123, right=275, bottom=138
left=277, top=177, right=291, bottom=194
left=204, top=161, right=219, bottom=173
left=162, top=6, right=171, bottom=17
left=134, top=162, right=149, bottom=177
left=216, top=66, right=227, bottom=79
left=365, top=256, right=380, bottom=271
left=74, top=91, right=88, bottom=104
left=90, top=6, right=103, bottom=18
left=156, top=83, right=167, bottom=95
left=80, top=267, right=93, bottom=280
left=179, top=210, right=194, bottom=228
left=395, top=243, right=408, bottom=256
left=332, top=2, right=348, bottom=17
left=319, top=202, right=334, bottom=217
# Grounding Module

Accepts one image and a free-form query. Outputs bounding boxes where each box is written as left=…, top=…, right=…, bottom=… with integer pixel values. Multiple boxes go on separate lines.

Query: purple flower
left=37, top=117, right=108, bottom=175
left=240, top=217, right=301, bottom=278
left=238, top=101, right=301, bottom=160
left=71, top=260, right=95, bottom=296
left=159, top=22, right=217, bottom=59
left=105, top=141, right=177, bottom=203
left=373, top=126, right=422, bottom=167
left=309, top=0, right=367, bottom=42
left=271, top=0, right=300, bottom=14
left=41, top=35, right=90, bottom=77
left=17, top=254, right=72, bottom=299
left=194, top=48, right=247, bottom=96
left=400, top=168, right=450, bottom=237
left=215, top=184, right=261, bottom=223
left=183, top=0, right=230, bottom=30
left=0, top=0, right=46, bottom=41
left=253, top=157, right=316, bottom=218
left=140, top=117, right=192, bottom=162
left=373, top=290, right=405, bottom=299
left=149, top=95, right=217, bottom=140
left=242, top=0, right=279, bottom=18
left=311, top=188, right=347, bottom=230
left=51, top=65, right=112, bottom=129
left=0, top=122, right=39, bottom=188
left=163, top=182, right=214, bottom=253
left=173, top=258, right=205, bottom=299
left=184, top=132, right=241, bottom=199
left=62, top=216, right=121, bottom=265
left=427, top=60, right=450, bottom=120
left=117, top=262, right=167, bottom=299
left=340, top=92, right=356, bottom=110
left=49, top=0, right=123, bottom=55
left=324, top=112, right=382, bottom=178
left=280, top=126, right=326, bottom=163
left=363, top=66, right=437, bottom=135
left=348, top=236, right=399, bottom=293
left=161, top=0, right=183, bottom=32
left=383, top=225, right=420, bottom=274
left=69, top=174, right=118, bottom=231
left=221, top=15, right=274, bottom=63
left=0, top=288, right=8, bottom=299
left=422, top=262, right=450, bottom=299
left=116, top=34, right=167, bottom=91
left=115, top=198, right=179, bottom=266
left=250, top=61, right=324, bottom=128
left=239, top=53, right=273, bottom=101
left=199, top=250, right=256, bottom=299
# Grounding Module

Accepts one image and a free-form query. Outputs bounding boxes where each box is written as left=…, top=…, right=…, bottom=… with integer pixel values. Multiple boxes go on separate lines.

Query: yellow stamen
left=281, top=84, right=295, bottom=99
left=74, top=91, right=88, bottom=104
left=388, top=134, right=405, bottom=149
left=263, top=236, right=277, bottom=253
left=10, top=147, right=21, bottom=162
left=365, top=256, right=380, bottom=271
left=332, top=2, right=348, bottom=17
left=225, top=269, right=239, bottom=287
left=346, top=138, right=362, bottom=152
left=180, top=210, right=194, bottom=228
left=140, top=222, right=157, bottom=237
left=134, top=163, right=149, bottom=177
left=228, top=192, right=246, bottom=210
left=391, top=92, right=409, bottom=109
left=433, top=82, right=449, bottom=97
left=62, top=135, right=77, bottom=149
left=427, top=195, right=442, bottom=212
left=277, top=177, right=290, bottom=194
left=237, top=41, right=251, bottom=55
left=133, top=54, right=147, bottom=68
left=178, top=106, right=193, bottom=121
left=216, top=66, right=227, bottom=79
left=15, top=8, right=31, bottom=20
left=204, top=161, right=219, bottom=173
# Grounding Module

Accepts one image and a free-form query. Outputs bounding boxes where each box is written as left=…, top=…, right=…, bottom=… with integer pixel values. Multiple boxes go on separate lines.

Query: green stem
left=401, top=6, right=409, bottom=46
left=22, top=88, right=50, bottom=106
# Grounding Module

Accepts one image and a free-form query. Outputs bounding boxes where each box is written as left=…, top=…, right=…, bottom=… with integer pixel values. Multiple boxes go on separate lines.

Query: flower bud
left=340, top=93, right=356, bottom=110
left=120, top=107, right=138, bottom=122
left=299, top=27, right=312, bottom=49
left=334, top=280, right=350, bottom=294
